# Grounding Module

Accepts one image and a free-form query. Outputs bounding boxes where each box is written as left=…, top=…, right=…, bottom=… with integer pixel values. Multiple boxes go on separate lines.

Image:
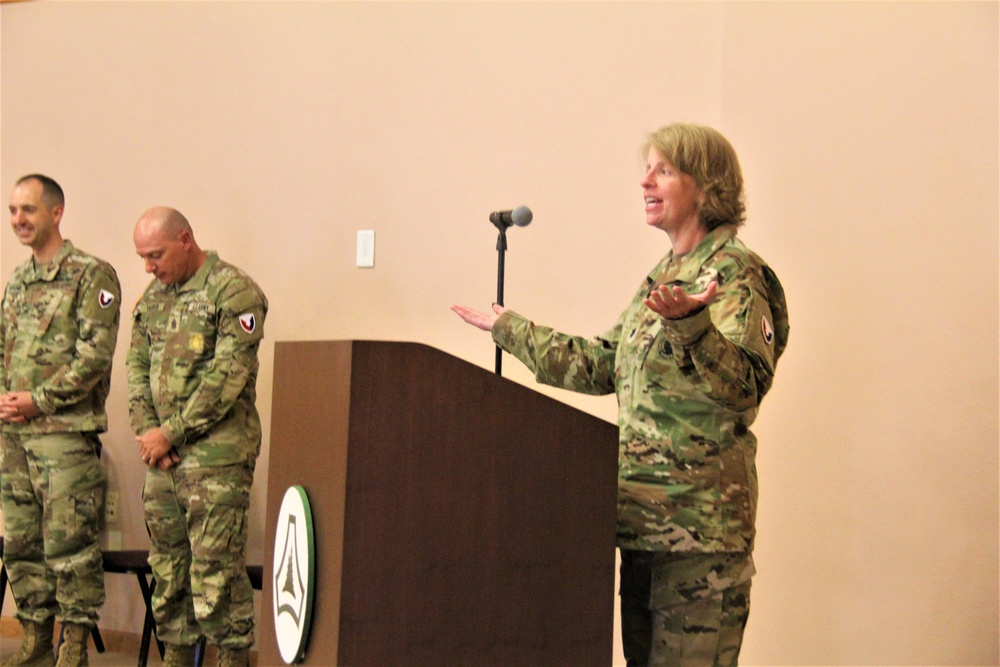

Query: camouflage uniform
left=126, top=251, right=266, bottom=650
left=0, top=240, right=120, bottom=628
left=492, top=225, right=789, bottom=665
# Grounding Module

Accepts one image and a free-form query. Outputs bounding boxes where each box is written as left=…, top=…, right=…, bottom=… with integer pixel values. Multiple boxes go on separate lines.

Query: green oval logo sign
left=272, top=485, right=315, bottom=664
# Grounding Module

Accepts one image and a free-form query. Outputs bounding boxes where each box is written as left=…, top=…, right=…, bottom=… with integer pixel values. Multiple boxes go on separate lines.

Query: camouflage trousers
left=619, top=549, right=753, bottom=667
left=143, top=463, right=255, bottom=649
left=0, top=431, right=105, bottom=627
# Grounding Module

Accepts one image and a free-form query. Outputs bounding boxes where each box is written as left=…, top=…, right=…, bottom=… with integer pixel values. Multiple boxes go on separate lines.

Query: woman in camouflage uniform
left=452, top=124, right=789, bottom=666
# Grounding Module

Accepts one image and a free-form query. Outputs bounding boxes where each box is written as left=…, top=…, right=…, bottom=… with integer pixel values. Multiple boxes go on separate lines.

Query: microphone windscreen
left=512, top=205, right=533, bottom=227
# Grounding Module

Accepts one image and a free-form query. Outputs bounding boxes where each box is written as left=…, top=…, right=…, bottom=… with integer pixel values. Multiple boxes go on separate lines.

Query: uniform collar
left=666, top=225, right=738, bottom=281
left=30, top=239, right=75, bottom=282
left=175, top=250, right=219, bottom=293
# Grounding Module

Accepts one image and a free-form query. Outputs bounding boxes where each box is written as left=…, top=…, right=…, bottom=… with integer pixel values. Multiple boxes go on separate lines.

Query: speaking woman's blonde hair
left=644, top=124, right=746, bottom=231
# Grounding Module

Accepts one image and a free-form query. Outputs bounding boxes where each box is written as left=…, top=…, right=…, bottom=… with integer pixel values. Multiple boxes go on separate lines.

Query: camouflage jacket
left=0, top=240, right=121, bottom=435
left=126, top=252, right=267, bottom=467
left=493, top=225, right=789, bottom=553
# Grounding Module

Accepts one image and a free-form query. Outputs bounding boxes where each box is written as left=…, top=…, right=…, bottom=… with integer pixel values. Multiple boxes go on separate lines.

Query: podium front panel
left=261, top=340, right=618, bottom=666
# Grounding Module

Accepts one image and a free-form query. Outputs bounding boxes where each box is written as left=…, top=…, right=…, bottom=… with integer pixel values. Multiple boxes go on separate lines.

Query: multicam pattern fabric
left=0, top=241, right=118, bottom=630
left=492, top=225, right=789, bottom=555
left=126, top=251, right=267, bottom=467
left=127, top=251, right=265, bottom=651
left=620, top=548, right=756, bottom=666
left=1, top=432, right=106, bottom=628
left=648, top=579, right=751, bottom=666
left=142, top=463, right=255, bottom=649
left=0, top=240, right=121, bottom=434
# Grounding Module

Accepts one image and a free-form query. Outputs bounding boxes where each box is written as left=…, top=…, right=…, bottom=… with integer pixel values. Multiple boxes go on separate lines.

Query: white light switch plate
left=357, top=230, right=375, bottom=268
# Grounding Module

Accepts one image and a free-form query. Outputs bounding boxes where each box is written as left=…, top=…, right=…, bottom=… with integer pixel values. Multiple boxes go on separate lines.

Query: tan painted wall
left=1, top=2, right=996, bottom=664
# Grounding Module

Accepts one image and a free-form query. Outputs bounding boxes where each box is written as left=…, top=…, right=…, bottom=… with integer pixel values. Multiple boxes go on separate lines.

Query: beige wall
left=1, top=2, right=996, bottom=664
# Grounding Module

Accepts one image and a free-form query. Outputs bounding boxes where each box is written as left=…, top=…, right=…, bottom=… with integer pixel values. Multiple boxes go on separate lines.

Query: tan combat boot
left=161, top=644, right=196, bottom=667
left=0, top=617, right=55, bottom=667
left=218, top=647, right=249, bottom=667
left=54, top=624, right=88, bottom=667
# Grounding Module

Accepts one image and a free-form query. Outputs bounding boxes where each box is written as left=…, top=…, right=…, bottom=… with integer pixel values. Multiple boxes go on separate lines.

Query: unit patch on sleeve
left=99, top=289, right=116, bottom=309
left=239, top=312, right=256, bottom=334
left=761, top=315, right=774, bottom=345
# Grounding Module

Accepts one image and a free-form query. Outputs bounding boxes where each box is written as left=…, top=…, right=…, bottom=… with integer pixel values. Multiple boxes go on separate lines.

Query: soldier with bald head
left=1, top=174, right=120, bottom=667
left=127, top=207, right=267, bottom=667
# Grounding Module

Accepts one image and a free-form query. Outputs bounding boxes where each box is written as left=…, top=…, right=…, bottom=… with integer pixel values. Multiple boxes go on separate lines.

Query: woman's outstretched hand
left=644, top=281, right=718, bottom=320
left=451, top=303, right=506, bottom=331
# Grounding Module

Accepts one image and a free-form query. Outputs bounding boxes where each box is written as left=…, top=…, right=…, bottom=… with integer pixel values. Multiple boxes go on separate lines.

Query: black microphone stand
left=494, top=225, right=507, bottom=375
left=488, top=206, right=531, bottom=376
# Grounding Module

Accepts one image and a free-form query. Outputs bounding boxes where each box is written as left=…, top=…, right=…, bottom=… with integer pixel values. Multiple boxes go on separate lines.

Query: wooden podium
left=259, top=341, right=618, bottom=666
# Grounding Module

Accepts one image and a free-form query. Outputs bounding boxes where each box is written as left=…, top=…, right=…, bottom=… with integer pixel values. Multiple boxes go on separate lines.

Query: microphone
left=489, top=205, right=533, bottom=229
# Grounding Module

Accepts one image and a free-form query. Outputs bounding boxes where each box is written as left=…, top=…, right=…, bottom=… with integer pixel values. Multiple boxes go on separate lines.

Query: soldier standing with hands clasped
left=127, top=207, right=267, bottom=667
left=0, top=175, right=121, bottom=667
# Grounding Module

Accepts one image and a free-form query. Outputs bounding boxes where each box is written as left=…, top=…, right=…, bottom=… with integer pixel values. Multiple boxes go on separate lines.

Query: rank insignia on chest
left=98, top=289, right=116, bottom=309
left=239, top=312, right=256, bottom=334
left=189, top=333, right=204, bottom=353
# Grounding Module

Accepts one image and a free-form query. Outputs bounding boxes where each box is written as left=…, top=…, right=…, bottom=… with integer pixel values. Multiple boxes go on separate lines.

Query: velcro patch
left=239, top=312, right=256, bottom=334
left=761, top=315, right=774, bottom=345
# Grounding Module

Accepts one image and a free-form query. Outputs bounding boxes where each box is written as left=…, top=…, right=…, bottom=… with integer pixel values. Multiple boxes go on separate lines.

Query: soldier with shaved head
left=127, top=207, right=267, bottom=667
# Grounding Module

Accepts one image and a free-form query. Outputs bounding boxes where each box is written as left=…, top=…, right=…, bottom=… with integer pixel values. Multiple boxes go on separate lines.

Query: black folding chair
left=0, top=536, right=9, bottom=613
left=101, top=549, right=163, bottom=667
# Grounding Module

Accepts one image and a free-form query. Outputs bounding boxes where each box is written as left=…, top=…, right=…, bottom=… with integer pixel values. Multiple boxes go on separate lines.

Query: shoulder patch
left=239, top=312, right=257, bottom=334
left=99, top=289, right=116, bottom=309
left=761, top=315, right=775, bottom=345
